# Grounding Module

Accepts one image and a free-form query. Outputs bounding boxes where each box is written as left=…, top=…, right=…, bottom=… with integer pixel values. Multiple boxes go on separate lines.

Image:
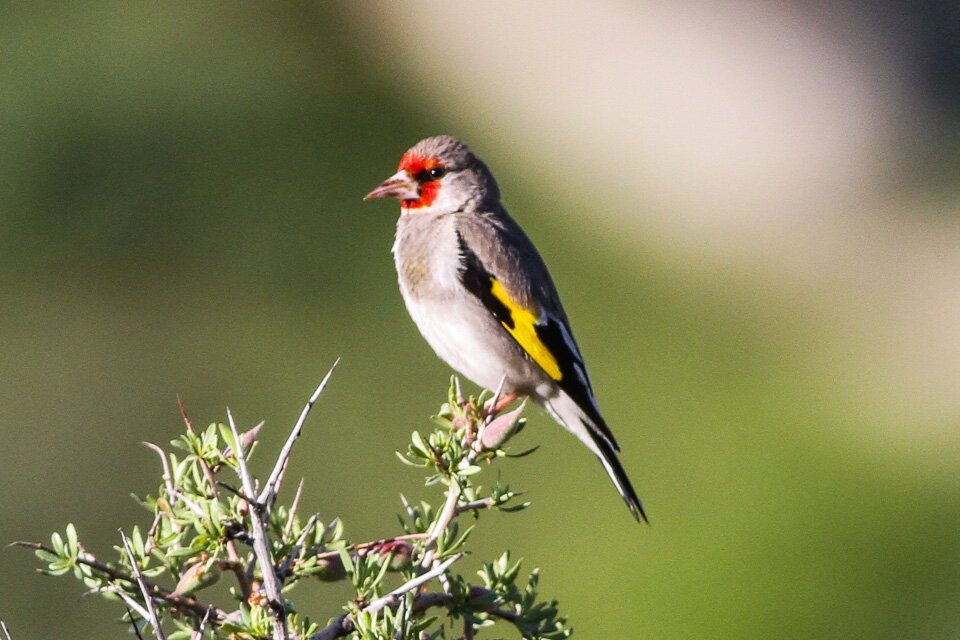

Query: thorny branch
left=259, top=359, right=340, bottom=517
left=8, top=540, right=226, bottom=620
left=420, top=375, right=512, bottom=571
left=179, top=396, right=251, bottom=599
left=16, top=373, right=569, bottom=640
left=120, top=529, right=167, bottom=640
left=307, top=554, right=463, bottom=640
left=227, top=408, right=288, bottom=640
left=366, top=552, right=463, bottom=614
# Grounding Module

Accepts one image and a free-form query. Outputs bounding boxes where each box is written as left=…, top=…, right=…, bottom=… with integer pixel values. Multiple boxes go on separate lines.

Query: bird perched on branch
left=365, top=136, right=645, bottom=522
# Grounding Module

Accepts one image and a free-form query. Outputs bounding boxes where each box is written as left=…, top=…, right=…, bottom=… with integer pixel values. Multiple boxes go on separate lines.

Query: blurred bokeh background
left=1, top=2, right=958, bottom=638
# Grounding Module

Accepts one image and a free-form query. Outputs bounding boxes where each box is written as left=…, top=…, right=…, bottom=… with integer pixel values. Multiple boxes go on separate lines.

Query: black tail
left=593, top=429, right=648, bottom=523
left=543, top=392, right=647, bottom=523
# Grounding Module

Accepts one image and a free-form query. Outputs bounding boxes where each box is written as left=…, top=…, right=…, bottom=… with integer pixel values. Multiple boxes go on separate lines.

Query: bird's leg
left=484, top=391, right=520, bottom=417
left=494, top=391, right=520, bottom=413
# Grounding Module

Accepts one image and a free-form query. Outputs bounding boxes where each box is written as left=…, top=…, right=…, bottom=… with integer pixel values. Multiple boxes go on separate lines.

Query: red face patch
left=398, top=152, right=440, bottom=174
left=398, top=152, right=443, bottom=209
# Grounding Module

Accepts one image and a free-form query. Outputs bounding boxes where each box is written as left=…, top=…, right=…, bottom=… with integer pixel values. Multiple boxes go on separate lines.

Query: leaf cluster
left=17, top=375, right=572, bottom=640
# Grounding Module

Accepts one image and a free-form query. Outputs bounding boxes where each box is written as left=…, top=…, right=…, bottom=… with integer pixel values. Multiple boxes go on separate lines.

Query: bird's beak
left=364, top=170, right=419, bottom=201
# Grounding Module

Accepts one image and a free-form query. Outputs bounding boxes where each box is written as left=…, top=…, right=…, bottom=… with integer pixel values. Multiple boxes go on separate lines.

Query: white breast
left=393, top=212, right=534, bottom=391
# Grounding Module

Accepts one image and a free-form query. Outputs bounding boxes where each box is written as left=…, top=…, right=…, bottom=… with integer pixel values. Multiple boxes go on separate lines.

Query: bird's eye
left=428, top=166, right=446, bottom=180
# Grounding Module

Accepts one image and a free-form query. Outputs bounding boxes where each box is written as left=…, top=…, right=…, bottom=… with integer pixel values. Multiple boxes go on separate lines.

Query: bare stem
left=307, top=553, right=464, bottom=640
left=180, top=398, right=250, bottom=596
left=190, top=607, right=213, bottom=640
left=283, top=478, right=306, bottom=538
left=278, top=513, right=318, bottom=582
left=11, top=541, right=224, bottom=619
left=419, top=478, right=463, bottom=570
left=119, top=529, right=167, bottom=640
left=227, top=409, right=289, bottom=640
left=258, top=359, right=339, bottom=516
left=115, top=589, right=152, bottom=626
left=312, top=533, right=429, bottom=561
left=367, top=552, right=462, bottom=614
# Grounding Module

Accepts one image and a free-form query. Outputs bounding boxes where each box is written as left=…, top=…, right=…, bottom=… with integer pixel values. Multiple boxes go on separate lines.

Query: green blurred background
left=2, top=3, right=959, bottom=638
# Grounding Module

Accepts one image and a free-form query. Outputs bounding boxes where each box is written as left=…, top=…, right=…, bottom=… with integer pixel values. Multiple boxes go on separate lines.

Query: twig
left=120, top=529, right=167, bottom=640
left=227, top=409, right=289, bottom=640
left=482, top=374, right=508, bottom=422
left=399, top=493, right=417, bottom=523
left=307, top=614, right=352, bottom=640
left=367, top=552, right=463, bottom=614
left=307, top=554, right=465, bottom=640
left=420, top=378, right=519, bottom=572
left=419, top=478, right=464, bottom=570
left=396, top=596, right=411, bottom=640
left=454, top=497, right=496, bottom=514
left=283, top=478, right=306, bottom=538
left=411, top=590, right=519, bottom=623
left=191, top=607, right=213, bottom=640
left=278, top=513, right=318, bottom=582
left=258, top=359, right=339, bottom=515
left=116, top=591, right=152, bottom=627
left=186, top=425, right=249, bottom=598
left=215, top=481, right=261, bottom=507
left=143, top=442, right=205, bottom=517
left=319, top=517, right=341, bottom=545
left=143, top=511, right=164, bottom=555
left=142, top=442, right=176, bottom=500
left=10, top=541, right=226, bottom=619
left=313, top=533, right=429, bottom=561
left=179, top=395, right=242, bottom=599
left=419, top=380, right=509, bottom=572
left=177, top=395, right=195, bottom=434
left=218, top=423, right=263, bottom=470
left=127, top=608, right=147, bottom=640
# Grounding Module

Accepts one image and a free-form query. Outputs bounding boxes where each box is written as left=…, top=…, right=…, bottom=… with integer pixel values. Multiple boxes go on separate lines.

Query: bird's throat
left=401, top=180, right=441, bottom=210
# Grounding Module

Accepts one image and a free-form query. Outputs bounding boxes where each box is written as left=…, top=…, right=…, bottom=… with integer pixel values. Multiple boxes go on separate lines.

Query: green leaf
left=165, top=547, right=198, bottom=559
left=218, top=423, right=238, bottom=456
left=395, top=451, right=425, bottom=468
left=458, top=465, right=483, bottom=476
left=338, top=547, right=355, bottom=576
left=371, top=551, right=392, bottom=590
left=448, top=524, right=475, bottom=553
left=35, top=549, right=60, bottom=564
left=130, top=525, right=145, bottom=558
left=410, top=430, right=429, bottom=458
left=45, top=565, right=72, bottom=576
left=65, top=523, right=79, bottom=555
left=448, top=376, right=459, bottom=405
left=431, top=415, right=453, bottom=429
left=504, top=556, right=523, bottom=583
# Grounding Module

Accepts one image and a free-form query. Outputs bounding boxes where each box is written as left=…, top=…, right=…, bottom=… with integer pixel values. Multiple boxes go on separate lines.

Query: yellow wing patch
left=489, top=279, right=563, bottom=381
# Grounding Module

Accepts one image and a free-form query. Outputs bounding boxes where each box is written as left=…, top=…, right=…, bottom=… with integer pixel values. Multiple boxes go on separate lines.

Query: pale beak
left=364, top=170, right=420, bottom=201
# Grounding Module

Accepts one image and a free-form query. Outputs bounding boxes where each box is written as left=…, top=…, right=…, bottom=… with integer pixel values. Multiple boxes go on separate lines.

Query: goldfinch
left=365, top=136, right=645, bottom=522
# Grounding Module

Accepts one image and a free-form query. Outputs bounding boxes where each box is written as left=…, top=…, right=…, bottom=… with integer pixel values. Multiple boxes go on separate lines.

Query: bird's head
left=365, top=135, right=500, bottom=214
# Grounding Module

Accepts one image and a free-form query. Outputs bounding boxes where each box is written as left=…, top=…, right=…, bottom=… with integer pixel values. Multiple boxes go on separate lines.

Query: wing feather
left=456, top=227, right=619, bottom=451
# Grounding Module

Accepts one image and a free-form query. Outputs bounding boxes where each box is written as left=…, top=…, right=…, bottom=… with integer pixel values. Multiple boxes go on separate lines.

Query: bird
left=365, top=135, right=645, bottom=522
